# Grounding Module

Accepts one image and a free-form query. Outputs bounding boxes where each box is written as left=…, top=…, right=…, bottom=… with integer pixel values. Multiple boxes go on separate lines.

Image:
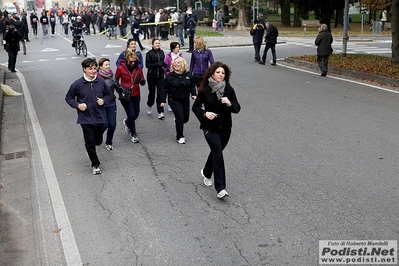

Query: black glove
left=114, top=80, right=122, bottom=94
left=139, top=78, right=146, bottom=86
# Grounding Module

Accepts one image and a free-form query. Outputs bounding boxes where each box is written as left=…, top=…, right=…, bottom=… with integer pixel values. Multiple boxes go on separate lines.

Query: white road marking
left=8, top=67, right=83, bottom=265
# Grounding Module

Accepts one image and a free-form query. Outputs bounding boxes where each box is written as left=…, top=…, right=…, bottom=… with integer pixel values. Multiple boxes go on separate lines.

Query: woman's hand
left=191, top=96, right=197, bottom=100
left=160, top=102, right=166, bottom=107
left=205, top=111, right=218, bottom=120
left=221, top=97, right=231, bottom=107
left=96, top=97, right=104, bottom=106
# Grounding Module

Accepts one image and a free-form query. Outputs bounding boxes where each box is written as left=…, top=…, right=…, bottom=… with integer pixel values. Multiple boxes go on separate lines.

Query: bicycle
left=73, top=33, right=87, bottom=57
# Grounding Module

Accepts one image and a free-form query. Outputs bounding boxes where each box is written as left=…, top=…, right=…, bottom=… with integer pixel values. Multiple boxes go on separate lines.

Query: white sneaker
left=201, top=169, right=212, bottom=187
left=105, top=144, right=113, bottom=150
left=123, top=119, right=130, bottom=134
left=217, top=189, right=229, bottom=199
left=177, top=137, right=186, bottom=144
left=158, top=112, right=165, bottom=119
left=147, top=106, right=152, bottom=114
left=92, top=166, right=102, bottom=175
left=131, top=134, right=139, bottom=143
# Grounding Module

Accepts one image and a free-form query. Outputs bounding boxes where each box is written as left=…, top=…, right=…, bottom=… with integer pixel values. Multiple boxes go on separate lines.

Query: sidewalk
left=0, top=69, right=37, bottom=265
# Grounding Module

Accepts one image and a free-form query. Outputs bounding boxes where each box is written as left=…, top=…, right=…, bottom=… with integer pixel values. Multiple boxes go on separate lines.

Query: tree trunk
left=236, top=5, right=249, bottom=30
left=392, top=0, right=399, bottom=63
left=280, top=0, right=291, bottom=27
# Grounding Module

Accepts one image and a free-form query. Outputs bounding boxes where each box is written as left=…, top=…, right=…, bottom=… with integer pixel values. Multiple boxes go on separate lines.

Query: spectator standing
left=147, top=8, right=155, bottom=38
left=250, top=19, right=265, bottom=62
left=381, top=9, right=387, bottom=30
left=315, top=24, right=333, bottom=77
left=160, top=57, right=196, bottom=144
left=83, top=11, right=91, bottom=34
left=65, top=58, right=111, bottom=175
left=62, top=11, right=70, bottom=36
left=216, top=8, right=224, bottom=32
left=117, top=10, right=128, bottom=38
left=186, top=11, right=196, bottom=52
left=192, top=62, right=241, bottom=199
left=0, top=15, right=5, bottom=45
left=106, top=11, right=117, bottom=39
left=160, top=9, right=169, bottom=40
left=171, top=10, right=179, bottom=37
left=176, top=9, right=185, bottom=46
left=13, top=16, right=27, bottom=55
left=4, top=25, right=22, bottom=72
left=155, top=9, right=161, bottom=37
left=90, top=10, right=97, bottom=34
left=189, top=36, right=214, bottom=88
left=141, top=11, right=149, bottom=39
left=97, top=58, right=117, bottom=151
left=259, top=22, right=278, bottom=66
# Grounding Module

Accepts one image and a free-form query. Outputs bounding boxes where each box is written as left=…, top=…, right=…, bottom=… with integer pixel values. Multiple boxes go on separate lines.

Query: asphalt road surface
left=0, top=29, right=397, bottom=265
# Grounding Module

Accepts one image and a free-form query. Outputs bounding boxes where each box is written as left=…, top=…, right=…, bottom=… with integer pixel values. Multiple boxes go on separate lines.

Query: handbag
left=118, top=69, right=139, bottom=101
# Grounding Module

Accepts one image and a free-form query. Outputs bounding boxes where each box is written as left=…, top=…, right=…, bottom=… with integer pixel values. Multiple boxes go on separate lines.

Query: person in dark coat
left=186, top=11, right=196, bottom=52
left=160, top=57, right=196, bottom=144
left=21, top=13, right=29, bottom=41
left=259, top=22, right=278, bottom=66
left=0, top=15, right=5, bottom=45
left=315, top=23, right=333, bottom=77
left=83, top=11, right=91, bottom=34
left=192, top=61, right=241, bottom=199
left=13, top=16, right=27, bottom=54
left=4, top=25, right=22, bottom=72
left=145, top=38, right=167, bottom=119
left=250, top=19, right=265, bottom=62
left=65, top=58, right=111, bottom=175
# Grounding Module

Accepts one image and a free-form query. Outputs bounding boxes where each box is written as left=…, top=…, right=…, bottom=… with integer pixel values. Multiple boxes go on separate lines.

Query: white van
left=4, top=4, right=18, bottom=15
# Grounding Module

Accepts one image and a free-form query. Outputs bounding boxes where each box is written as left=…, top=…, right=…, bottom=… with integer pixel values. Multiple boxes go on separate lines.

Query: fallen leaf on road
left=66, top=173, right=71, bottom=176
left=0, top=202, right=3, bottom=208
left=53, top=228, right=62, bottom=233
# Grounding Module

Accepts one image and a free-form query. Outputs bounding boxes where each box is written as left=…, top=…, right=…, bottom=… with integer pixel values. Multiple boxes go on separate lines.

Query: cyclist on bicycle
left=71, top=16, right=85, bottom=47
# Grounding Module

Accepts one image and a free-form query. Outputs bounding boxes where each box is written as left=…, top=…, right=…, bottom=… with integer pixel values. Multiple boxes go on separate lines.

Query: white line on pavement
left=278, top=61, right=399, bottom=94
left=11, top=67, right=83, bottom=265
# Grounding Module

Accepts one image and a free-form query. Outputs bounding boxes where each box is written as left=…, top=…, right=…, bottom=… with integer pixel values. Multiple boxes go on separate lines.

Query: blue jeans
left=108, top=25, right=116, bottom=37
left=102, top=103, right=117, bottom=145
left=217, top=20, right=224, bottom=31
left=177, top=28, right=184, bottom=46
left=120, top=96, right=140, bottom=135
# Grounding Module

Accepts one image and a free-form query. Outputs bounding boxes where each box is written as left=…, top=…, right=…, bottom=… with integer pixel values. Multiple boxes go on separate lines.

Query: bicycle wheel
left=82, top=41, right=87, bottom=57
left=75, top=40, right=80, bottom=55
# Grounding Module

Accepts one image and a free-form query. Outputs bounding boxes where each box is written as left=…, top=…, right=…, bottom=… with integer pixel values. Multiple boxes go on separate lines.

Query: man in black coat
left=315, top=24, right=333, bottom=77
left=4, top=25, right=22, bottom=72
left=259, top=22, right=278, bottom=66
left=250, top=19, right=265, bottom=62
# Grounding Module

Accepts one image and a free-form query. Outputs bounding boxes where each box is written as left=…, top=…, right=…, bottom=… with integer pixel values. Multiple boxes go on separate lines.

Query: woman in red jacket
left=115, top=49, right=146, bottom=143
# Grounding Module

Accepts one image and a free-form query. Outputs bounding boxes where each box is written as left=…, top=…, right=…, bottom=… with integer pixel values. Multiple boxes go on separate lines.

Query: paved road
left=0, top=25, right=398, bottom=266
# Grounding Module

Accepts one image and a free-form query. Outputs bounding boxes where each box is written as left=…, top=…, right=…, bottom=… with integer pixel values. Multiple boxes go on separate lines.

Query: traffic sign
left=212, top=0, right=218, bottom=7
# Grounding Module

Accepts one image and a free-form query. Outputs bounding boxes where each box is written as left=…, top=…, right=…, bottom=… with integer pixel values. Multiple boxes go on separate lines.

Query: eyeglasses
left=128, top=60, right=137, bottom=64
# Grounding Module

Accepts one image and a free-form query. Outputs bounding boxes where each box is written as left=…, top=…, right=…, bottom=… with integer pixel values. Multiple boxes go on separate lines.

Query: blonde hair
left=124, top=48, right=138, bottom=61
left=171, top=57, right=188, bottom=73
left=194, top=36, right=207, bottom=50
